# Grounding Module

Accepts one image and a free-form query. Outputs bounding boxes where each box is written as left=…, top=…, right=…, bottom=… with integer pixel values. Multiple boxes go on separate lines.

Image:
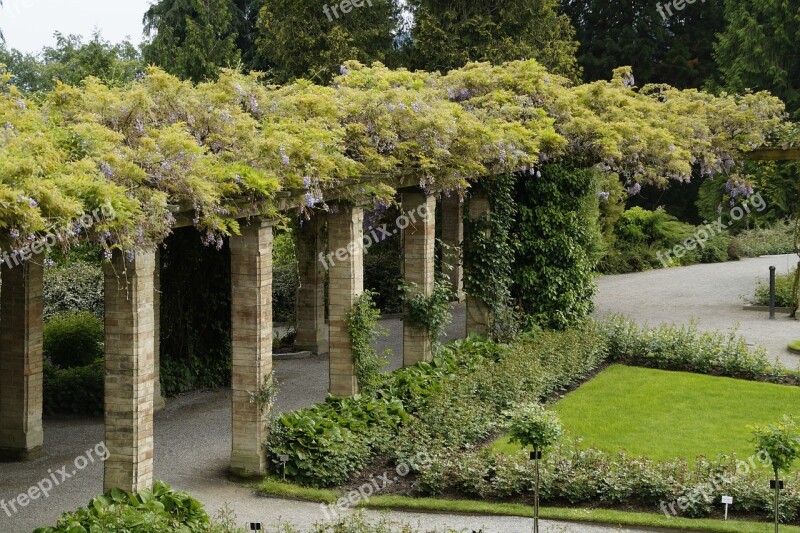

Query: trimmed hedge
left=43, top=311, right=104, bottom=369
left=43, top=360, right=104, bottom=416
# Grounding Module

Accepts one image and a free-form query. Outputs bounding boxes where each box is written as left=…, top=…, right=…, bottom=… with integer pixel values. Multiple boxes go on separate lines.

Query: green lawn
left=494, top=364, right=800, bottom=463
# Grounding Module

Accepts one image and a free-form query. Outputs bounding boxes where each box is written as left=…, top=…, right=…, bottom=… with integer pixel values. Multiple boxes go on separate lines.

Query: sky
left=1, top=0, right=153, bottom=53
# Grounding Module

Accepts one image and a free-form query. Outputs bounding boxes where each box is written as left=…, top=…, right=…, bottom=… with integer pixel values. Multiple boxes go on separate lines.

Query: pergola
left=0, top=178, right=488, bottom=492
left=0, top=58, right=790, bottom=495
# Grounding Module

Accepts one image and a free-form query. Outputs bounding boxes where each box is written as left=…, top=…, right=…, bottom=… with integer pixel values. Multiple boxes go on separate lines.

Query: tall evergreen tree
left=407, top=0, right=581, bottom=81
left=256, top=0, right=401, bottom=84
left=143, top=0, right=244, bottom=82
left=713, top=0, right=800, bottom=117
left=561, top=0, right=723, bottom=87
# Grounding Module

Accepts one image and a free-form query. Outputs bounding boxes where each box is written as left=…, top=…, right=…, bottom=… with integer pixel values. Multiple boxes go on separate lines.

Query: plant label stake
left=721, top=496, right=733, bottom=520
left=249, top=523, right=262, bottom=531
left=279, top=455, right=289, bottom=481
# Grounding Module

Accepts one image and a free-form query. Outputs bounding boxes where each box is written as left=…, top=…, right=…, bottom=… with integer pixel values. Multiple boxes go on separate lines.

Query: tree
left=752, top=417, right=800, bottom=532
left=0, top=33, right=142, bottom=93
left=713, top=0, right=800, bottom=117
left=255, top=0, right=402, bottom=84
left=407, top=0, right=581, bottom=81
left=561, top=0, right=724, bottom=87
left=143, top=0, right=244, bottom=82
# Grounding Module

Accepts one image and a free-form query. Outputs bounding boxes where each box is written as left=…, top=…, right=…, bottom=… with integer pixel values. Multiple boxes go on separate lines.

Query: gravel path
left=6, top=255, right=793, bottom=532
left=594, top=254, right=800, bottom=368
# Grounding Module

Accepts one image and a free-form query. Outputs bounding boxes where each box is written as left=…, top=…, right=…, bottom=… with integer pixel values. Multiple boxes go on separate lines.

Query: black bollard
left=769, top=266, right=776, bottom=319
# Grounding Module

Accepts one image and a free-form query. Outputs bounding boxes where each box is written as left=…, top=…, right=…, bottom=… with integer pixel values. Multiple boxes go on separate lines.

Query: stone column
left=466, top=189, right=492, bottom=336
left=230, top=220, right=273, bottom=477
left=0, top=257, right=44, bottom=462
left=295, top=214, right=328, bottom=354
left=401, top=192, right=436, bottom=366
left=103, top=249, right=156, bottom=492
left=327, top=206, right=363, bottom=397
left=153, top=248, right=165, bottom=412
left=440, top=194, right=464, bottom=300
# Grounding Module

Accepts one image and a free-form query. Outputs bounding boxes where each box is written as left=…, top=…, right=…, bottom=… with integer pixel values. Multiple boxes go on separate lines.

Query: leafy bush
left=753, top=268, right=798, bottom=308
left=599, top=207, right=735, bottom=273
left=43, top=261, right=104, bottom=320
left=402, top=276, right=453, bottom=352
left=733, top=220, right=797, bottom=257
left=266, top=395, right=407, bottom=487
left=43, top=360, right=104, bottom=415
left=33, top=481, right=240, bottom=533
left=43, top=311, right=104, bottom=368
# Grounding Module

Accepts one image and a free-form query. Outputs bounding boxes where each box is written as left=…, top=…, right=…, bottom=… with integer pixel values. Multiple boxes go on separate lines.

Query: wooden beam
left=744, top=148, right=800, bottom=161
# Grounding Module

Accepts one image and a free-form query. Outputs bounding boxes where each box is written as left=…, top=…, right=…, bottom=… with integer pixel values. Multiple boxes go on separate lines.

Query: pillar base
left=0, top=445, right=43, bottom=462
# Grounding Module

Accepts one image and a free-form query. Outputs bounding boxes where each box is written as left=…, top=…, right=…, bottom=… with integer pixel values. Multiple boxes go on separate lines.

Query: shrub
left=733, top=220, right=797, bottom=257
left=33, top=481, right=239, bottom=533
left=43, top=261, right=104, bottom=320
left=43, top=311, right=104, bottom=368
left=753, top=268, right=798, bottom=308
left=43, top=360, right=104, bottom=415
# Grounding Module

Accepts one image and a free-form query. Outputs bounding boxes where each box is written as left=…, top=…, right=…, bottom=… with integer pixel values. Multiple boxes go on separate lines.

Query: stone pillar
left=327, top=206, right=363, bottom=397
left=440, top=194, right=464, bottom=300
left=230, top=221, right=273, bottom=477
left=295, top=214, right=328, bottom=354
left=466, top=189, right=492, bottom=336
left=0, top=257, right=44, bottom=462
left=103, top=249, right=156, bottom=492
left=401, top=192, right=436, bottom=366
left=153, top=248, right=165, bottom=412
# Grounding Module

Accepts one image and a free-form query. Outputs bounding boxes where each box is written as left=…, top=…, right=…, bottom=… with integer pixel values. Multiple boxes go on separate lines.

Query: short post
left=771, top=479, right=783, bottom=533
left=770, top=266, right=777, bottom=319
left=531, top=449, right=542, bottom=533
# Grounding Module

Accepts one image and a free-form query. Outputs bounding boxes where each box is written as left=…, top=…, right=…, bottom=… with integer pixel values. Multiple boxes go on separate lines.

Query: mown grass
left=493, top=364, right=800, bottom=463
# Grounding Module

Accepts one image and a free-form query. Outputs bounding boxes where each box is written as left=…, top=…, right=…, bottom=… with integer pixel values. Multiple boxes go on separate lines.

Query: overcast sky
left=2, top=0, right=152, bottom=53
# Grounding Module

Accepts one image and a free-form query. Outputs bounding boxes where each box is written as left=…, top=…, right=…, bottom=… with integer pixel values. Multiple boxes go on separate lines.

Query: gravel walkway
left=6, top=255, right=793, bottom=532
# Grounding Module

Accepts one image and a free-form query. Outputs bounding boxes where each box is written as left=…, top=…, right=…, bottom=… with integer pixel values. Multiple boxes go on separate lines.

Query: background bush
left=43, top=360, right=104, bottom=416
left=733, top=220, right=797, bottom=257
left=43, top=311, right=104, bottom=369
left=43, top=261, right=104, bottom=320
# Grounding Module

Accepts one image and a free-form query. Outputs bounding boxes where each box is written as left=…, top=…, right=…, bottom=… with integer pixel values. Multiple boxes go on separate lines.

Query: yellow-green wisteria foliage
left=0, top=60, right=786, bottom=257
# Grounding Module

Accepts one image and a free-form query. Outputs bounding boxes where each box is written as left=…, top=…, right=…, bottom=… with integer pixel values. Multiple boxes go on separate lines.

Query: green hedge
left=43, top=311, right=104, bottom=369
left=43, top=360, right=104, bottom=416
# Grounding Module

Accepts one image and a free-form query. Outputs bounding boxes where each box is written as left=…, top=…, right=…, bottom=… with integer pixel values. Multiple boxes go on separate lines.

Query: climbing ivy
left=401, top=275, right=453, bottom=353
left=463, top=175, right=523, bottom=341
left=347, top=291, right=389, bottom=393
left=511, top=162, right=600, bottom=329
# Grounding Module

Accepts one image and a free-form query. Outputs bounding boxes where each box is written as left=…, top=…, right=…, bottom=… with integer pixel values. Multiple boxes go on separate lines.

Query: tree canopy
left=0, top=59, right=785, bottom=262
